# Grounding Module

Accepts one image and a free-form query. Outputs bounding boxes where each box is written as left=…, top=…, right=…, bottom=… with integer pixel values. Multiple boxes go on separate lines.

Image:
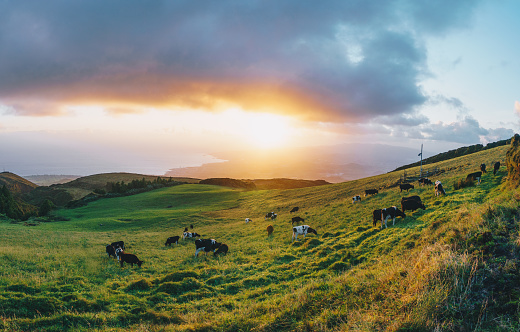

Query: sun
left=225, top=110, right=292, bottom=149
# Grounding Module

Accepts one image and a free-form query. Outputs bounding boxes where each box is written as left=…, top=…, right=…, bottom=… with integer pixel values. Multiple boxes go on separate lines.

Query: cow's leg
left=195, top=247, right=204, bottom=257
left=392, top=217, right=396, bottom=226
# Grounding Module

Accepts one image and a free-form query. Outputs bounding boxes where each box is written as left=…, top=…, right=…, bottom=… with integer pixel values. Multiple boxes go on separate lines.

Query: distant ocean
left=6, top=153, right=226, bottom=177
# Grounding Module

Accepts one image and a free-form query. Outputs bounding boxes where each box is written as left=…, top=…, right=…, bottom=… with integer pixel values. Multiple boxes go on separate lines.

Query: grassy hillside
left=0, top=172, right=38, bottom=194
left=0, top=144, right=518, bottom=331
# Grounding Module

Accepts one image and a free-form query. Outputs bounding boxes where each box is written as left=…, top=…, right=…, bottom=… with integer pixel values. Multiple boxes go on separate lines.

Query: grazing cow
left=352, top=195, right=362, bottom=203
left=380, top=206, right=406, bottom=228
left=165, top=236, right=180, bottom=246
left=115, top=247, right=124, bottom=261
left=290, top=207, right=299, bottom=213
left=214, top=244, right=229, bottom=256
left=183, top=232, right=201, bottom=239
left=111, top=241, right=125, bottom=250
left=466, top=171, right=482, bottom=185
left=480, top=163, right=487, bottom=173
left=267, top=224, right=274, bottom=236
left=195, top=239, right=221, bottom=257
left=106, top=244, right=117, bottom=258
left=190, top=224, right=194, bottom=229
left=292, top=225, right=317, bottom=241
left=401, top=199, right=426, bottom=212
left=435, top=180, right=446, bottom=196
left=494, top=161, right=500, bottom=175
left=401, top=195, right=422, bottom=203
left=291, top=216, right=305, bottom=225
left=245, top=218, right=252, bottom=223
left=265, top=212, right=275, bottom=220
left=271, top=213, right=278, bottom=221
left=372, top=209, right=382, bottom=227
left=119, top=252, right=143, bottom=267
left=184, top=227, right=188, bottom=232
left=364, top=189, right=378, bottom=196
left=418, top=178, right=433, bottom=186
left=399, top=184, right=414, bottom=192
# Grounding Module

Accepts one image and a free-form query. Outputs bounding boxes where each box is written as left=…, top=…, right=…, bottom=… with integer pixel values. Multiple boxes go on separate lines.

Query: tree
left=39, top=199, right=56, bottom=216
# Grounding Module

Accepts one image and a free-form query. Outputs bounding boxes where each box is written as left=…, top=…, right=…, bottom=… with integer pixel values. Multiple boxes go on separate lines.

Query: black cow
left=165, top=236, right=180, bottom=246
left=494, top=161, right=500, bottom=175
left=195, top=239, right=222, bottom=257
left=399, top=184, right=414, bottom=192
left=119, top=253, right=143, bottom=267
left=111, top=241, right=125, bottom=249
left=106, top=244, right=117, bottom=258
left=380, top=206, right=406, bottom=228
left=401, top=195, right=422, bottom=203
left=435, top=181, right=446, bottom=196
left=364, top=189, right=378, bottom=196
left=466, top=171, right=482, bottom=185
left=290, top=207, right=299, bottom=213
left=372, top=209, right=382, bottom=227
left=291, top=216, right=305, bottom=225
left=401, top=199, right=425, bottom=212
left=418, top=178, right=433, bottom=186
left=214, top=244, right=229, bottom=256
left=480, top=163, right=487, bottom=173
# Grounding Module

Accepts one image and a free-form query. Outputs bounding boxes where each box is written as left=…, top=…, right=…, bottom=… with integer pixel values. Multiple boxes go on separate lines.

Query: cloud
left=0, top=1, right=482, bottom=121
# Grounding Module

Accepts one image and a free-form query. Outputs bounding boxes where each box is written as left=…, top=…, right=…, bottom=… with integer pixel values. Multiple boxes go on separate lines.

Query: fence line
left=400, top=166, right=439, bottom=183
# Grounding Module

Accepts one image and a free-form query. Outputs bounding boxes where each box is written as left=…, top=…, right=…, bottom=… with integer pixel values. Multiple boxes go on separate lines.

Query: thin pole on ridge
left=418, top=144, right=423, bottom=178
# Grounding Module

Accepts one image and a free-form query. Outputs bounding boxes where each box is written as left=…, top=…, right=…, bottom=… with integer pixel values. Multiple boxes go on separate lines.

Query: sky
left=0, top=0, right=519, bottom=177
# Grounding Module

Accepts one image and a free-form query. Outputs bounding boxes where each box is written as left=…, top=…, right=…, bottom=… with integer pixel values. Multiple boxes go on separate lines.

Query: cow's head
left=308, top=227, right=318, bottom=236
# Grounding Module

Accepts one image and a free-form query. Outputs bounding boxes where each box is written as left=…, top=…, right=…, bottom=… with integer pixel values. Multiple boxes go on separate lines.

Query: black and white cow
left=106, top=244, right=117, bottom=258
left=214, top=244, right=229, bottom=256
left=119, top=252, right=143, bottom=267
left=290, top=207, right=299, bottom=213
left=194, top=239, right=222, bottom=257
left=494, top=161, right=501, bottom=175
left=245, top=218, right=252, bottom=223
left=380, top=206, right=406, bottom=229
left=292, top=225, right=317, bottom=241
left=352, top=195, right=362, bottom=203
left=399, top=184, right=414, bottom=192
left=401, top=198, right=425, bottom=212
left=291, top=216, right=305, bottom=225
left=265, top=212, right=275, bottom=220
left=111, top=241, right=125, bottom=250
left=165, top=236, right=180, bottom=246
left=115, top=247, right=124, bottom=261
left=466, top=171, right=482, bottom=185
left=418, top=178, right=433, bottom=186
left=270, top=213, right=278, bottom=221
left=364, top=189, right=378, bottom=196
left=435, top=180, right=446, bottom=196
left=183, top=232, right=201, bottom=240
left=480, top=163, right=487, bottom=173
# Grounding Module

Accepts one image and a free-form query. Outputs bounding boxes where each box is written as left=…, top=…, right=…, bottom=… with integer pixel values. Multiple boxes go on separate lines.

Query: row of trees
left=0, top=185, right=53, bottom=220
left=106, top=177, right=179, bottom=194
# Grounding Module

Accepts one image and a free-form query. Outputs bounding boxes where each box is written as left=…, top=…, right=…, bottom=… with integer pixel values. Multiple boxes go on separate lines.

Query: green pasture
left=1, top=145, right=517, bottom=331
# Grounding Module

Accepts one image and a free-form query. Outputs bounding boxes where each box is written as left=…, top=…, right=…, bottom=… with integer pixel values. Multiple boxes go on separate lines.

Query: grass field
left=1, top=145, right=519, bottom=331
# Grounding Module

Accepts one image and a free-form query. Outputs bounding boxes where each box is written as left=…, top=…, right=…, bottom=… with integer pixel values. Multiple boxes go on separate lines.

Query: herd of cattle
left=105, top=161, right=501, bottom=267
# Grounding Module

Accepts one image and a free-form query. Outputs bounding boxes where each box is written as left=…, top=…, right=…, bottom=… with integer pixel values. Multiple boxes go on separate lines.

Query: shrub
left=453, top=177, right=474, bottom=190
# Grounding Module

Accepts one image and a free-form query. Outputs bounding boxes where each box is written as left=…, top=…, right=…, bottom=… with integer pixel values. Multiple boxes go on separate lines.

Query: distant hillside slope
left=24, top=175, right=80, bottom=186
left=252, top=178, right=329, bottom=190
left=54, top=172, right=201, bottom=200
left=0, top=172, right=38, bottom=194
left=393, top=138, right=510, bottom=172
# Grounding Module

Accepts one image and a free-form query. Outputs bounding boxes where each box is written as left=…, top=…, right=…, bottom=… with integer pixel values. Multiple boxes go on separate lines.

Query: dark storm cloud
left=0, top=0, right=481, bottom=121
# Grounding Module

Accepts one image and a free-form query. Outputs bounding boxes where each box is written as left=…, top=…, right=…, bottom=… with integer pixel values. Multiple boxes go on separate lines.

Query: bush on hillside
left=506, top=133, right=520, bottom=187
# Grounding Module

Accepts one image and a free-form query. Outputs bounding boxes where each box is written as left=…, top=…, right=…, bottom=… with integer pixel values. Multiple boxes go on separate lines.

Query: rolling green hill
left=0, top=144, right=518, bottom=331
